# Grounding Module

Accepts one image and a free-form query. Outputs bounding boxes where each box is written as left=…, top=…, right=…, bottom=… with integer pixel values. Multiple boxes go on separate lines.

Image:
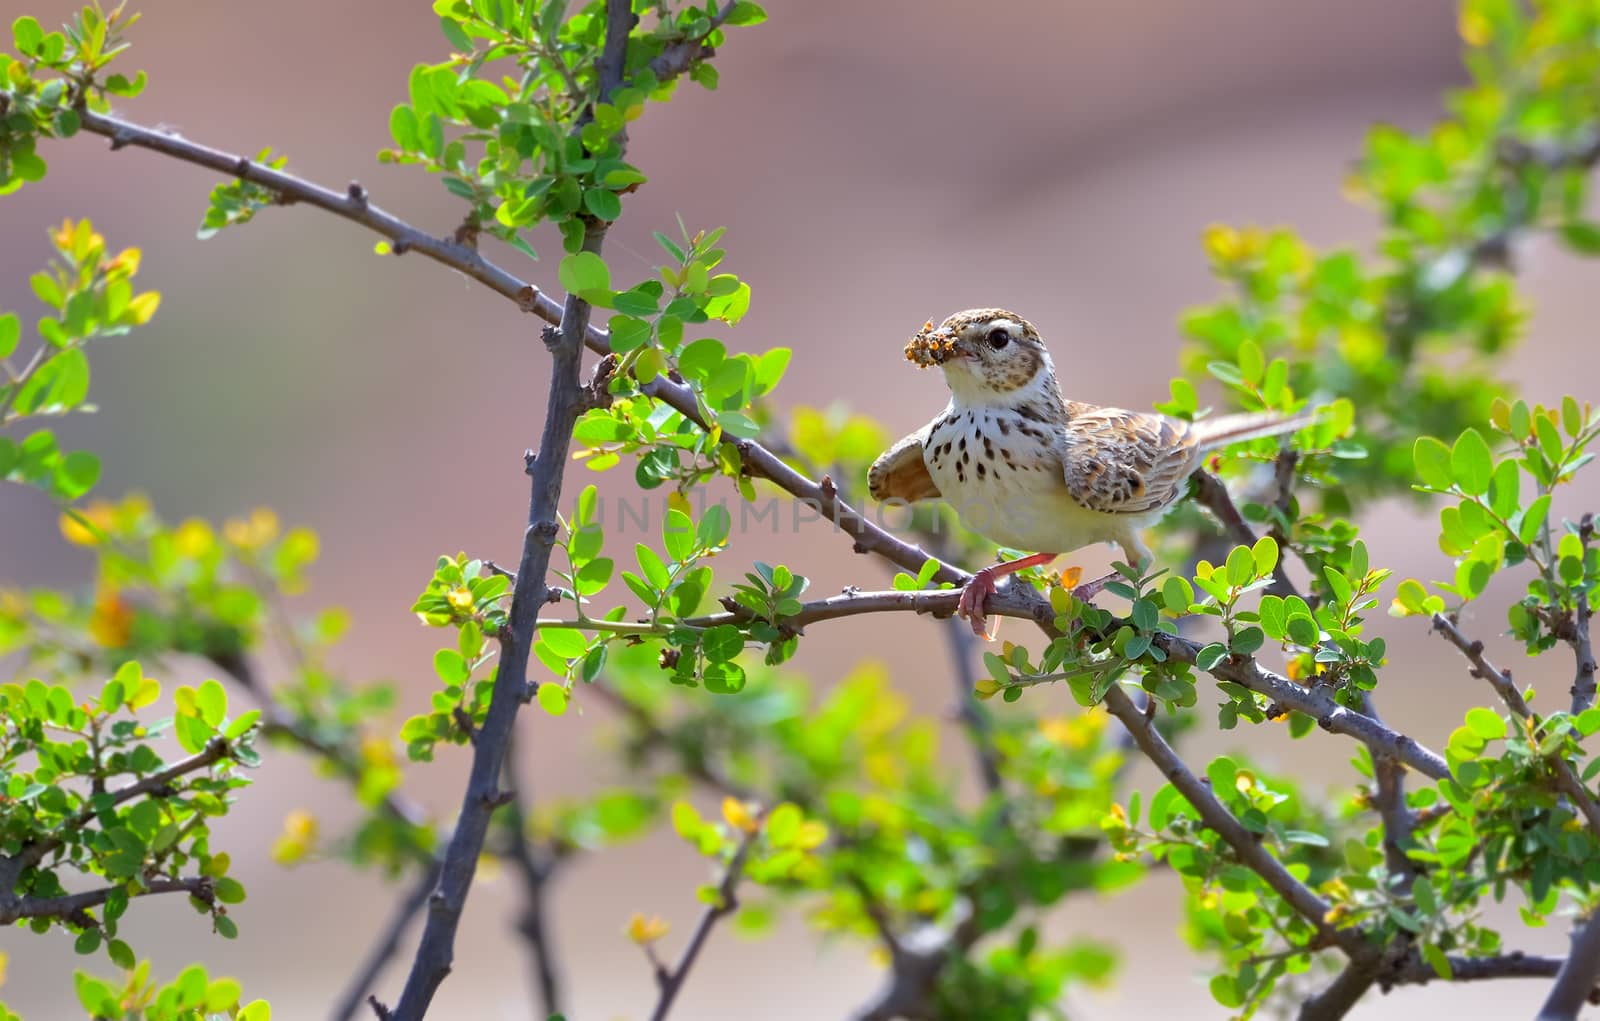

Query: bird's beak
left=904, top=326, right=968, bottom=367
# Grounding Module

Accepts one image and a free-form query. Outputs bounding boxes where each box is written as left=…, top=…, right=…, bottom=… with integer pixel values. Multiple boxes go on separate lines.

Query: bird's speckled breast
left=922, top=405, right=1100, bottom=551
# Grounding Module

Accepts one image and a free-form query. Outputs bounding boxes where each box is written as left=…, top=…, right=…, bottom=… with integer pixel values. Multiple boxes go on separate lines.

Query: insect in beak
left=904, top=323, right=966, bottom=367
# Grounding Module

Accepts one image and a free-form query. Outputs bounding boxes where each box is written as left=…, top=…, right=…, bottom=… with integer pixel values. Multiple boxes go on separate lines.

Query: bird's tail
left=1191, top=408, right=1322, bottom=451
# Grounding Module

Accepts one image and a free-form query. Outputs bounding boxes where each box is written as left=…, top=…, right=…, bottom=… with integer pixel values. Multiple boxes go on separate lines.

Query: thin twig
left=1192, top=469, right=1301, bottom=599
left=1100, top=685, right=1372, bottom=960
left=7, top=738, right=232, bottom=876
left=0, top=876, right=214, bottom=925
left=1431, top=612, right=1600, bottom=834
left=647, top=826, right=759, bottom=1021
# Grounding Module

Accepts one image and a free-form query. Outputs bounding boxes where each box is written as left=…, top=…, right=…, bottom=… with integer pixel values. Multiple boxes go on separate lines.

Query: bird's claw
left=957, top=567, right=1001, bottom=641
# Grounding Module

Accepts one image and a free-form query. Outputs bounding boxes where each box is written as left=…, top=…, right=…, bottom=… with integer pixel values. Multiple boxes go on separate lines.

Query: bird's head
left=904, top=309, right=1052, bottom=403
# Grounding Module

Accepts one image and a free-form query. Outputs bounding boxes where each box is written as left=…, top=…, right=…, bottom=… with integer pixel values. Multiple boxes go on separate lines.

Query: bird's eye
left=986, top=327, right=1011, bottom=349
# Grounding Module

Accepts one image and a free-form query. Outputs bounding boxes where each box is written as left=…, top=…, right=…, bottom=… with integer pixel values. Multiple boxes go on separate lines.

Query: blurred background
left=4, top=0, right=1599, bottom=1017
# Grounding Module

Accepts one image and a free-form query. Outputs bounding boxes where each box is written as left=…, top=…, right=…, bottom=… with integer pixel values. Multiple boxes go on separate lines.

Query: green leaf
left=703, top=661, right=746, bottom=694
left=389, top=105, right=420, bottom=150
left=1450, top=428, right=1493, bottom=495
left=539, top=627, right=589, bottom=659
left=1230, top=627, right=1264, bottom=655
left=701, top=624, right=745, bottom=662
left=662, top=508, right=696, bottom=562
left=196, top=678, right=228, bottom=728
left=607, top=315, right=652, bottom=353
left=1561, top=221, right=1600, bottom=255
left=1251, top=536, right=1278, bottom=578
left=12, top=15, right=43, bottom=54
left=537, top=683, right=568, bottom=716
left=1413, top=436, right=1453, bottom=490
left=434, top=648, right=471, bottom=684
left=1196, top=643, right=1228, bottom=670
left=1225, top=544, right=1256, bottom=587
left=54, top=450, right=100, bottom=499
left=767, top=803, right=801, bottom=845
left=698, top=504, right=731, bottom=548
left=0, top=313, right=18, bottom=359
left=558, top=251, right=610, bottom=296
left=238, top=1000, right=272, bottom=1021
left=583, top=188, right=622, bottom=221
left=1464, top=707, right=1506, bottom=741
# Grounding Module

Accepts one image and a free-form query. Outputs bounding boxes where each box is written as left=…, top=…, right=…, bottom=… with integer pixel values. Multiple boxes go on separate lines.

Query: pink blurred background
left=4, top=1, right=1600, bottom=1017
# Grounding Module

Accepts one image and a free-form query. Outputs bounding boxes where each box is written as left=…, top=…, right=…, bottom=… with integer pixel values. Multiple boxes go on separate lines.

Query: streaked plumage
left=869, top=308, right=1315, bottom=635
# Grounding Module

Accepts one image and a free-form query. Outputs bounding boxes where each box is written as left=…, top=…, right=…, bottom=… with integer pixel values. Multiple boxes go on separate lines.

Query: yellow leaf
left=123, top=290, right=161, bottom=325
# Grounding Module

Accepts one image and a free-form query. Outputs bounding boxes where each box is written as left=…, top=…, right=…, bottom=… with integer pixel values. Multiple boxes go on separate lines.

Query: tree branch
left=1538, top=911, right=1600, bottom=1021
left=500, top=728, right=564, bottom=1018
left=1192, top=469, right=1298, bottom=598
left=0, top=875, right=214, bottom=925
left=1569, top=513, right=1596, bottom=715
left=387, top=4, right=636, bottom=1017
left=330, top=859, right=441, bottom=1021
left=1430, top=612, right=1600, bottom=834
left=1099, top=685, right=1372, bottom=960
left=646, top=825, right=758, bottom=1021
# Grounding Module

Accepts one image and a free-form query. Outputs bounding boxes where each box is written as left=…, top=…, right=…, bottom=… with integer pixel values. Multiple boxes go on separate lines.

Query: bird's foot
left=957, top=567, right=1001, bottom=641
left=1071, top=571, right=1118, bottom=603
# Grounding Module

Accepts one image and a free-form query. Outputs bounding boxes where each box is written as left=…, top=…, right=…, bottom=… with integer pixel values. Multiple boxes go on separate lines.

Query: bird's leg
left=958, top=552, right=1057, bottom=640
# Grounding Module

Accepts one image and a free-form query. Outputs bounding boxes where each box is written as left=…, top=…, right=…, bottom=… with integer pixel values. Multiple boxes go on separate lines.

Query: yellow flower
left=626, top=913, right=669, bottom=944
left=88, top=587, right=133, bottom=648
left=224, top=507, right=279, bottom=549
left=445, top=587, right=475, bottom=613
left=174, top=518, right=215, bottom=558
left=721, top=796, right=760, bottom=833
left=271, top=809, right=319, bottom=866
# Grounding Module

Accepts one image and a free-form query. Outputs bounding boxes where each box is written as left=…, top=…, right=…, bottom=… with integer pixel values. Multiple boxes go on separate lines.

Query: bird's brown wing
left=869, top=430, right=941, bottom=502
left=1054, top=404, right=1200, bottom=514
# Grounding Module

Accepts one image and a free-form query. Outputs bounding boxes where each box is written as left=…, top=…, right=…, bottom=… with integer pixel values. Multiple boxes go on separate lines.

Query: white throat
left=940, top=353, right=1058, bottom=412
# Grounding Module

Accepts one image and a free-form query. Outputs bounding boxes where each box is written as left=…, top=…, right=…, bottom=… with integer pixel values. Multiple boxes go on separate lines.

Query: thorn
left=391, top=238, right=412, bottom=255
left=109, top=130, right=133, bottom=151
left=366, top=994, right=394, bottom=1021
left=234, top=157, right=251, bottom=175
left=482, top=788, right=515, bottom=809
left=524, top=449, right=537, bottom=474
left=347, top=181, right=368, bottom=207
left=530, top=520, right=559, bottom=544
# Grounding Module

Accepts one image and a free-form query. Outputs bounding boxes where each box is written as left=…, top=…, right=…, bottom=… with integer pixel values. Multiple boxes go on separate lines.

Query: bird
left=867, top=308, right=1317, bottom=639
